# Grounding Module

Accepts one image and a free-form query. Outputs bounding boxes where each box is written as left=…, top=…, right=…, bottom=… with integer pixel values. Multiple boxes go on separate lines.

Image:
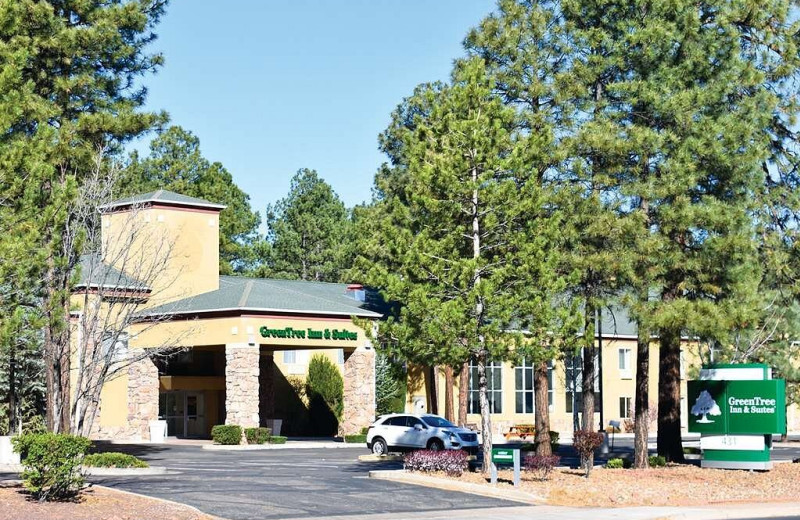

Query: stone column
left=341, top=346, right=376, bottom=435
left=225, top=343, right=259, bottom=428
left=127, top=353, right=159, bottom=441
left=259, top=352, right=275, bottom=424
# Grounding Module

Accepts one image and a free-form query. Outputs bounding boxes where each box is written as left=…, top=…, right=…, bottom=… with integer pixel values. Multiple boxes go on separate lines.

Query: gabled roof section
left=99, top=189, right=227, bottom=212
left=74, top=255, right=150, bottom=292
left=139, top=276, right=384, bottom=319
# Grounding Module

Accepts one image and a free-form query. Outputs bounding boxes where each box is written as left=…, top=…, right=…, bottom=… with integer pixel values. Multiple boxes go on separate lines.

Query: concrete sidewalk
left=296, top=502, right=800, bottom=520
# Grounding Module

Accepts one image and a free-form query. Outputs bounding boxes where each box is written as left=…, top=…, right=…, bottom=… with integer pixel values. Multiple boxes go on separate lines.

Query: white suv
left=365, top=413, right=479, bottom=455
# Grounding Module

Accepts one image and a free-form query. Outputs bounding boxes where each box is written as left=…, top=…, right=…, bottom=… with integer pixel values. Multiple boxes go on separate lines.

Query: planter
left=0, top=436, right=20, bottom=465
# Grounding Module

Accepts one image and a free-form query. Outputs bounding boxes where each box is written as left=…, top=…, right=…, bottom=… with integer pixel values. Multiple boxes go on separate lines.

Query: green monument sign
left=687, top=380, right=786, bottom=435
left=688, top=364, right=786, bottom=470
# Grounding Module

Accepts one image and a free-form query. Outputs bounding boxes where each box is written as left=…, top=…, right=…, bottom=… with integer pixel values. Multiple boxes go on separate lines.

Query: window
left=385, top=416, right=408, bottom=426
left=283, top=350, right=296, bottom=364
left=565, top=351, right=600, bottom=414
left=337, top=349, right=344, bottom=365
left=468, top=360, right=502, bottom=414
left=515, top=360, right=534, bottom=414
left=619, top=397, right=632, bottom=418
left=618, top=348, right=632, bottom=379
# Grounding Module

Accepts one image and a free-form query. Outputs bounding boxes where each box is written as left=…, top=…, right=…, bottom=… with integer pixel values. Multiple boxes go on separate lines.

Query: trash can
left=149, top=420, right=167, bottom=443
left=265, top=419, right=282, bottom=437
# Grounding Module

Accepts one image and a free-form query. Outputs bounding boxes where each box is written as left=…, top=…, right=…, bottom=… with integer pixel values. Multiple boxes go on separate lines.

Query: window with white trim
left=565, top=350, right=600, bottom=414
left=515, top=360, right=534, bottom=414
left=619, top=397, right=632, bottom=418
left=283, top=350, right=296, bottom=364
left=618, top=348, right=632, bottom=379
left=468, top=360, right=502, bottom=414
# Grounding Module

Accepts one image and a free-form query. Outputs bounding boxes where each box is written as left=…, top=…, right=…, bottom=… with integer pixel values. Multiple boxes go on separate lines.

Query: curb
left=202, top=442, right=363, bottom=450
left=91, top=484, right=227, bottom=520
left=82, top=466, right=168, bottom=476
left=658, top=502, right=800, bottom=520
left=358, top=454, right=404, bottom=462
left=368, top=469, right=545, bottom=505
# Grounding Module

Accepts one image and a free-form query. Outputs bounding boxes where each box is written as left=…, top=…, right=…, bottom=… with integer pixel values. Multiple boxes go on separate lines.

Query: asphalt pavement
left=88, top=444, right=517, bottom=520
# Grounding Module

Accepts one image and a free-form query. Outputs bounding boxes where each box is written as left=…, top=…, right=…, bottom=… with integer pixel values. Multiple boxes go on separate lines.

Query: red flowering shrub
left=403, top=450, right=469, bottom=477
left=573, top=430, right=604, bottom=477
left=523, top=453, right=560, bottom=481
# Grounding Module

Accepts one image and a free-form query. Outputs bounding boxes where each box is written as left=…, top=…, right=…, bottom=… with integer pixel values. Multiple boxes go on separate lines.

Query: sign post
left=490, top=448, right=521, bottom=486
left=688, top=364, right=786, bottom=470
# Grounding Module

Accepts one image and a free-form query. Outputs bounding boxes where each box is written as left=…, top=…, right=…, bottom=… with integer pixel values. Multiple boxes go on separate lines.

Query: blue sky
left=138, top=1, right=496, bottom=219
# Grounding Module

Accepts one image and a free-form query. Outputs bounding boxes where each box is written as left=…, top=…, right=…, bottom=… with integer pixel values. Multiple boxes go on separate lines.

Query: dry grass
left=449, top=462, right=800, bottom=507
left=0, top=483, right=215, bottom=520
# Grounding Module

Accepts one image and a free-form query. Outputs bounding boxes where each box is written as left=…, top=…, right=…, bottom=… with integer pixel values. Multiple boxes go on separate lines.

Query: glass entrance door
left=159, top=391, right=206, bottom=438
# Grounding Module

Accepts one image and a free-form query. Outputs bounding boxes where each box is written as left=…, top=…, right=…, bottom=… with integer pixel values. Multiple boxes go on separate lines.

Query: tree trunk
left=477, top=348, right=492, bottom=474
left=657, top=326, right=685, bottom=462
left=458, top=361, right=468, bottom=427
left=533, top=360, right=552, bottom=456
left=8, top=335, right=17, bottom=434
left=633, top=325, right=650, bottom=468
left=425, top=366, right=438, bottom=414
left=582, top=305, right=596, bottom=431
left=44, top=260, right=71, bottom=434
left=443, top=365, right=454, bottom=423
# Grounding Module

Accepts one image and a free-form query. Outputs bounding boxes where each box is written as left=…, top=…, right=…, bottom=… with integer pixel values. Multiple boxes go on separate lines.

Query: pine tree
left=462, top=0, right=584, bottom=455
left=0, top=0, right=168, bottom=432
left=119, top=125, right=262, bottom=274
left=262, top=169, right=349, bottom=282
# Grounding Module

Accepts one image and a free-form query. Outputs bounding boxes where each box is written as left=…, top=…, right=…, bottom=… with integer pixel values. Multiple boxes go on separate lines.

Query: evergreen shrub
left=244, top=427, right=271, bottom=445
left=648, top=455, right=667, bottom=467
left=269, top=435, right=288, bottom=444
left=306, top=354, right=344, bottom=436
left=211, top=425, right=242, bottom=445
left=344, top=434, right=367, bottom=443
left=605, top=458, right=624, bottom=469
left=12, top=433, right=91, bottom=501
left=83, top=452, right=148, bottom=468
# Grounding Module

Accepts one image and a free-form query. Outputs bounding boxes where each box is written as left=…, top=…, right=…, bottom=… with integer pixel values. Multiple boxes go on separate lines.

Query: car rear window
left=385, top=416, right=408, bottom=426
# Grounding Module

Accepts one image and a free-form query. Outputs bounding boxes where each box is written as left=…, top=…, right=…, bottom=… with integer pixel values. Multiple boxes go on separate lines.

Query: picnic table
left=503, top=424, right=536, bottom=441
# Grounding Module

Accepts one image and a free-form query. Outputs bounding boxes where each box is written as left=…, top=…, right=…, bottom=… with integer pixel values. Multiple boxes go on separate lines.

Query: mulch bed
left=0, top=482, right=215, bottom=520
left=442, top=462, right=800, bottom=507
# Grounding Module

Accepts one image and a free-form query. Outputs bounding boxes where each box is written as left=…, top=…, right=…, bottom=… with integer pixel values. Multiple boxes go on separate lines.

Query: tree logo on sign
left=691, top=390, right=722, bottom=423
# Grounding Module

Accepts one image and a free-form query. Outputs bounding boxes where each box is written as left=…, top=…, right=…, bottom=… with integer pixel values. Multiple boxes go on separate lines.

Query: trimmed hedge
left=344, top=434, right=367, bottom=443
left=404, top=450, right=469, bottom=477
left=605, top=457, right=624, bottom=469
left=12, top=433, right=91, bottom=501
left=211, top=425, right=242, bottom=445
left=83, top=452, right=148, bottom=468
left=269, top=435, right=288, bottom=444
left=244, top=427, right=271, bottom=445
left=649, top=455, right=667, bottom=467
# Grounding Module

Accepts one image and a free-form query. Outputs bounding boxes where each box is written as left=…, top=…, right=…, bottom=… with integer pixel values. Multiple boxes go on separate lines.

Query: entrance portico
left=82, top=190, right=382, bottom=441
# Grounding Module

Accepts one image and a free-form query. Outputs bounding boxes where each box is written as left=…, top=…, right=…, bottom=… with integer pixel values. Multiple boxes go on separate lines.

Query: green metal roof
left=140, top=276, right=384, bottom=319
left=99, top=189, right=227, bottom=211
left=75, top=255, right=150, bottom=292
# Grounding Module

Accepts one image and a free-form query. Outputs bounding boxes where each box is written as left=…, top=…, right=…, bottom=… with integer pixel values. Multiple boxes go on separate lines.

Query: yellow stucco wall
left=98, top=372, right=128, bottom=427
left=405, top=338, right=718, bottom=436
left=132, top=316, right=369, bottom=350
left=101, top=204, right=220, bottom=307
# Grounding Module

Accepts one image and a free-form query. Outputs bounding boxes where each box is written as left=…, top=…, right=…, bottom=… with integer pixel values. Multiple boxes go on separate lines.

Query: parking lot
left=88, top=444, right=517, bottom=520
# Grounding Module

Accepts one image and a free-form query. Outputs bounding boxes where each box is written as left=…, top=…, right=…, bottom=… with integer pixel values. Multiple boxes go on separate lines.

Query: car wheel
left=371, top=437, right=388, bottom=455
left=428, top=439, right=444, bottom=451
